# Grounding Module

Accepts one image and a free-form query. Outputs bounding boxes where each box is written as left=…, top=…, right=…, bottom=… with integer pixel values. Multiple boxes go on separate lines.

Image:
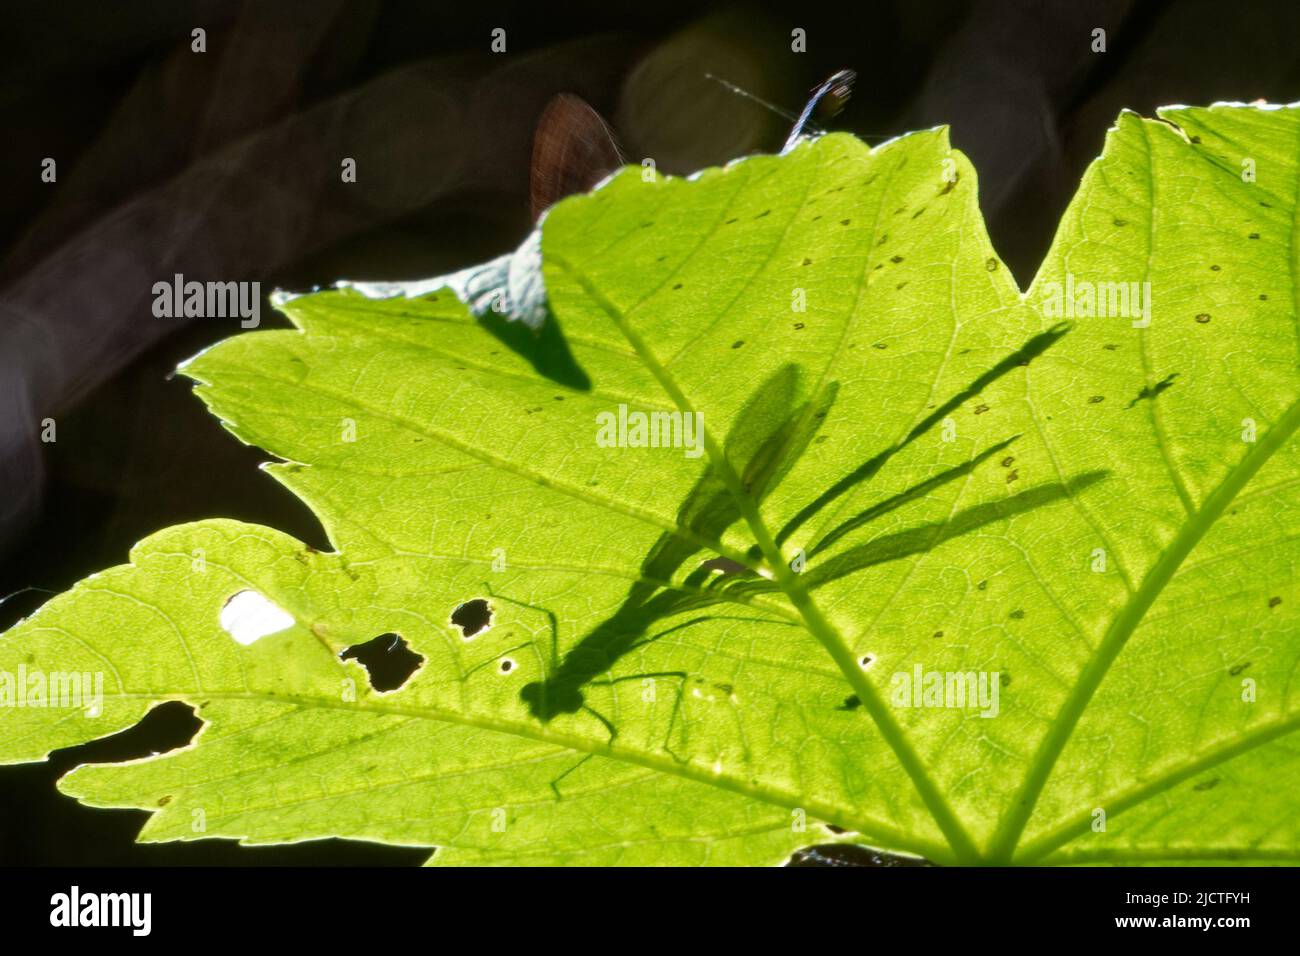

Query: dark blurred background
left=2, top=0, right=1299, bottom=866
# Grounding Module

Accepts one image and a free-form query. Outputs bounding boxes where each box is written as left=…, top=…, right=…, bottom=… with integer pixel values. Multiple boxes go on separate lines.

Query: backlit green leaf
left=3, top=104, right=1299, bottom=865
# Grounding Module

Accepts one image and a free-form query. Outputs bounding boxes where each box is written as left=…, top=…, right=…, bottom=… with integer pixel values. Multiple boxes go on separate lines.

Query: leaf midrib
left=990, top=392, right=1300, bottom=862
left=1017, top=706, right=1300, bottom=862
left=551, top=249, right=984, bottom=864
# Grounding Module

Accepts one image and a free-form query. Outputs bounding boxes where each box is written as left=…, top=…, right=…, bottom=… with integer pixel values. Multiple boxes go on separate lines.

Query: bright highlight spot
left=220, top=590, right=294, bottom=645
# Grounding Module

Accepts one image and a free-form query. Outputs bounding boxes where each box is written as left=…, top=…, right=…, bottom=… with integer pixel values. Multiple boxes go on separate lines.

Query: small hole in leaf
left=499, top=659, right=515, bottom=674
left=451, top=598, right=492, bottom=638
left=340, top=634, right=423, bottom=692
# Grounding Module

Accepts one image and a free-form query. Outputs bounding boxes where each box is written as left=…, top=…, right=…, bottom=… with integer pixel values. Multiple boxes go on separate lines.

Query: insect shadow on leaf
left=768, top=326, right=1112, bottom=588
left=506, top=365, right=824, bottom=794
left=775, top=323, right=1074, bottom=551
left=799, top=471, right=1110, bottom=592
left=507, top=330, right=1100, bottom=797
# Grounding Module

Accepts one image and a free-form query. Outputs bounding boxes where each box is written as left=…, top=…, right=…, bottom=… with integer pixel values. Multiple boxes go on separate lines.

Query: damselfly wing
left=529, top=93, right=624, bottom=221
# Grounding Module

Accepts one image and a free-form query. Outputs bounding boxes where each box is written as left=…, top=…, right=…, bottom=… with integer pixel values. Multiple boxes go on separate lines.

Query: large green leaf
left=3, top=104, right=1299, bottom=866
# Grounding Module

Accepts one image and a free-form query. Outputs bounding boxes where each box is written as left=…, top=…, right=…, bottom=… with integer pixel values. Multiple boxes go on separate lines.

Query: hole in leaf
left=339, top=634, right=423, bottom=692
left=64, top=700, right=201, bottom=765
left=451, top=599, right=492, bottom=638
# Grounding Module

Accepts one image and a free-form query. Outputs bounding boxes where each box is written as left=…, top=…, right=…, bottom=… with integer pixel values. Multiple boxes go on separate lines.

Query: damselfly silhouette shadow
left=494, top=327, right=1099, bottom=795
left=510, top=366, right=823, bottom=791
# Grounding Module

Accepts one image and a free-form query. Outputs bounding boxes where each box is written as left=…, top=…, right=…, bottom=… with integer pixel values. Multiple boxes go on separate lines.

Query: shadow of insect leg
left=546, top=703, right=620, bottom=800
left=589, top=670, right=691, bottom=763
left=482, top=582, right=560, bottom=672
left=548, top=751, right=596, bottom=801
